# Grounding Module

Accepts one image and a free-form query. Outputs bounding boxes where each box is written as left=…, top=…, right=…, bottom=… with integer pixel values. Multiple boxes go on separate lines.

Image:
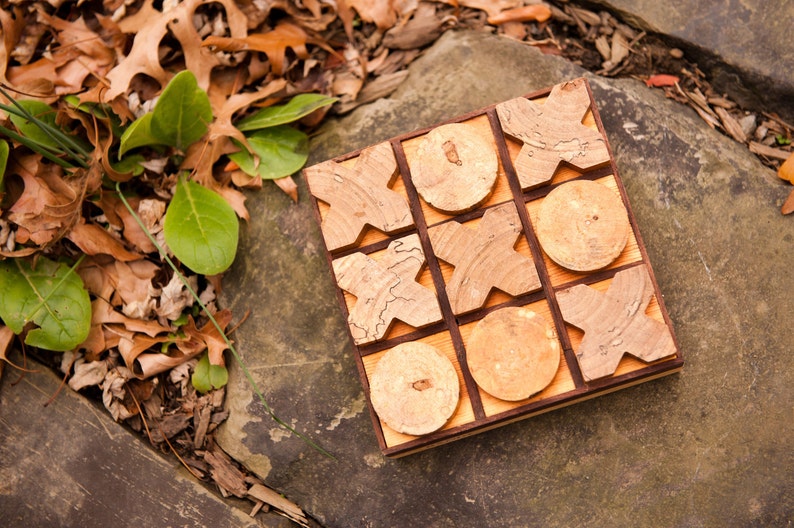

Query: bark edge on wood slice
left=332, top=234, right=442, bottom=345
left=537, top=179, right=629, bottom=271
left=429, top=202, right=541, bottom=314
left=369, top=341, right=460, bottom=436
left=409, top=123, right=499, bottom=214
left=304, top=142, right=413, bottom=251
left=496, top=79, right=611, bottom=189
left=557, top=265, right=677, bottom=381
left=466, top=306, right=560, bottom=401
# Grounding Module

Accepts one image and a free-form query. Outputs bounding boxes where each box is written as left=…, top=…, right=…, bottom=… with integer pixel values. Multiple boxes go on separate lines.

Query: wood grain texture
left=557, top=265, right=677, bottom=381
left=332, top=234, right=442, bottom=345
left=496, top=79, right=611, bottom=189
left=409, top=123, right=498, bottom=213
left=466, top=306, right=560, bottom=401
left=304, top=142, right=413, bottom=251
left=536, top=179, right=630, bottom=272
left=369, top=341, right=460, bottom=436
left=429, top=202, right=541, bottom=314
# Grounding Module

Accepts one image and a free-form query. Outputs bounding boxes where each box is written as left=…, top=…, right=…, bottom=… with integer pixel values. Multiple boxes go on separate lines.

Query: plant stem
left=115, top=182, right=334, bottom=459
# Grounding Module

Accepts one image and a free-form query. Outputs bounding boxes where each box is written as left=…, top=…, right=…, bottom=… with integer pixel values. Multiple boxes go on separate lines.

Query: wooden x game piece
left=332, top=234, right=442, bottom=345
left=557, top=266, right=677, bottom=381
left=496, top=79, right=611, bottom=189
left=304, top=142, right=413, bottom=251
left=429, top=203, right=541, bottom=314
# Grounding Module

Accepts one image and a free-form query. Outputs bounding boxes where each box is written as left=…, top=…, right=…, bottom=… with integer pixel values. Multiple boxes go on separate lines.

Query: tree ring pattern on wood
left=537, top=179, right=629, bottom=272
left=369, top=342, right=460, bottom=436
left=466, top=307, right=560, bottom=401
left=409, top=123, right=498, bottom=214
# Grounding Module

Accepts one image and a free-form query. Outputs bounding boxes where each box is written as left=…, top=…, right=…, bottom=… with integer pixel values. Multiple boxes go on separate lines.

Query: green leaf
left=191, top=352, right=228, bottom=393
left=228, top=126, right=309, bottom=180
left=118, top=113, right=158, bottom=158
left=151, top=70, right=213, bottom=150
left=235, top=93, right=337, bottom=132
left=0, top=139, right=8, bottom=191
left=8, top=100, right=62, bottom=151
left=163, top=177, right=238, bottom=275
left=0, top=257, right=91, bottom=351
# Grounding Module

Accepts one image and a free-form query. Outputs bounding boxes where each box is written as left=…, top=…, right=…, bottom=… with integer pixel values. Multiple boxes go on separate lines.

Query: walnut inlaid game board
left=303, top=78, right=683, bottom=458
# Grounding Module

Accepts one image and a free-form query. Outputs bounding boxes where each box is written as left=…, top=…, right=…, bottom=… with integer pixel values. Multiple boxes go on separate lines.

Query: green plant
left=0, top=72, right=336, bottom=454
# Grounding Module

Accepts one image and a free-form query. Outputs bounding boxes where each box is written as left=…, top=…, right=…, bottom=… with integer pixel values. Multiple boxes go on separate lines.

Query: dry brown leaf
left=274, top=176, right=299, bottom=203
left=6, top=155, right=81, bottom=247
left=203, top=22, right=309, bottom=76
left=67, top=220, right=142, bottom=261
left=156, top=274, right=196, bottom=321
left=443, top=0, right=520, bottom=18
left=345, top=0, right=399, bottom=30
left=383, top=3, right=451, bottom=50
left=103, top=0, right=248, bottom=100
left=778, top=153, right=794, bottom=184
left=182, top=309, right=233, bottom=366
left=487, top=4, right=552, bottom=25
left=0, top=7, right=25, bottom=84
left=782, top=188, right=794, bottom=215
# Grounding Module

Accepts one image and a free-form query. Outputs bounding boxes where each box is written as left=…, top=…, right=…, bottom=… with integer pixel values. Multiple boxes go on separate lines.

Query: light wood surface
left=557, top=265, right=677, bottom=381
left=332, top=234, right=442, bottom=345
left=496, top=79, right=611, bottom=189
left=536, top=179, right=629, bottom=272
left=429, top=202, right=541, bottom=314
left=304, top=142, right=412, bottom=251
left=368, top=341, right=460, bottom=436
left=409, top=123, right=498, bottom=213
left=466, top=307, right=560, bottom=401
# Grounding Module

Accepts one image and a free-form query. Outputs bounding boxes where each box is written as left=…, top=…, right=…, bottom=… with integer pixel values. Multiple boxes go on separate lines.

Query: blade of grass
left=0, top=124, right=77, bottom=169
left=115, top=182, right=334, bottom=459
left=0, top=88, right=91, bottom=167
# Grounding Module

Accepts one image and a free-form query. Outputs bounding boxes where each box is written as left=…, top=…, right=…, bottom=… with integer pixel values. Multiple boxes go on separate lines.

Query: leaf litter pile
left=0, top=0, right=791, bottom=522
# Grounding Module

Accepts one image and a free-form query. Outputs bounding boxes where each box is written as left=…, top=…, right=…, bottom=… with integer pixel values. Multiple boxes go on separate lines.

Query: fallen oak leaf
left=202, top=21, right=310, bottom=76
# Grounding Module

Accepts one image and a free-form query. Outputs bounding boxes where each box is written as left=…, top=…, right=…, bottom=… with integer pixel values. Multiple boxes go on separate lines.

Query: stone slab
left=588, top=0, right=794, bottom=122
left=0, top=352, right=288, bottom=528
left=218, top=30, right=793, bottom=527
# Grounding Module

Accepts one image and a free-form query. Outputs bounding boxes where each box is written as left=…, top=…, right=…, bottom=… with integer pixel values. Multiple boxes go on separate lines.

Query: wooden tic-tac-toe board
left=304, top=78, right=683, bottom=458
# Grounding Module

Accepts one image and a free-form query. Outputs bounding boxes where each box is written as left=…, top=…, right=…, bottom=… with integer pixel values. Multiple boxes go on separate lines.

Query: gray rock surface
left=588, top=0, right=794, bottom=121
left=0, top=352, right=287, bottom=528
left=218, top=30, right=794, bottom=527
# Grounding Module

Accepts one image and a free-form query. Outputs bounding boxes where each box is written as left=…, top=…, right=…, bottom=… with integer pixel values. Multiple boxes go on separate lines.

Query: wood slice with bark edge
left=536, top=179, right=629, bottom=272
left=369, top=341, right=460, bottom=436
left=466, top=307, right=560, bottom=401
left=409, top=123, right=499, bottom=214
left=496, top=79, right=611, bottom=189
left=303, top=142, right=412, bottom=251
left=557, top=265, right=677, bottom=381
left=332, top=234, right=442, bottom=345
left=429, top=202, right=541, bottom=314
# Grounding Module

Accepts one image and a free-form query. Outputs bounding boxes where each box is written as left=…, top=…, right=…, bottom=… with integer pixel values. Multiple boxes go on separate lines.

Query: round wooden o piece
left=536, top=179, right=629, bottom=272
left=410, top=123, right=498, bottom=214
left=369, top=342, right=460, bottom=436
left=466, top=307, right=560, bottom=401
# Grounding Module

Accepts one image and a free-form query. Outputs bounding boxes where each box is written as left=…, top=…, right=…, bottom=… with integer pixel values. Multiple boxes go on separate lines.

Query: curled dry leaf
left=782, top=189, right=794, bottom=215
left=778, top=153, right=794, bottom=184
left=66, top=220, right=142, bottom=262
left=102, top=366, right=136, bottom=421
left=487, top=4, right=552, bottom=25
left=69, top=357, right=110, bottom=391
left=645, top=74, right=680, bottom=88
